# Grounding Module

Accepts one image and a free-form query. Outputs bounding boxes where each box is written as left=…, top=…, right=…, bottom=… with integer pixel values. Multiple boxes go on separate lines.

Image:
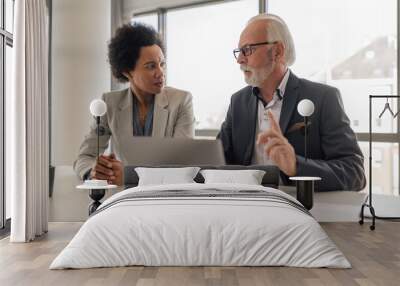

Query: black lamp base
left=88, top=189, right=105, bottom=215
left=289, top=176, right=321, bottom=210
left=295, top=180, right=314, bottom=210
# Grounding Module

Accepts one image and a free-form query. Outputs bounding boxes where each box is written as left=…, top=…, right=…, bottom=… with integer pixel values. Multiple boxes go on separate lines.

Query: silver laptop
left=120, top=137, right=226, bottom=166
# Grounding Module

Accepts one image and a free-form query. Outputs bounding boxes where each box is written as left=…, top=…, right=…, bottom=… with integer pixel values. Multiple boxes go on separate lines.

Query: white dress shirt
left=252, top=69, right=291, bottom=165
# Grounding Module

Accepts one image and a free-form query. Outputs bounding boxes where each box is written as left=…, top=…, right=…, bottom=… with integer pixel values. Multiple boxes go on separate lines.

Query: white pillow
left=200, top=169, right=266, bottom=185
left=135, top=167, right=200, bottom=186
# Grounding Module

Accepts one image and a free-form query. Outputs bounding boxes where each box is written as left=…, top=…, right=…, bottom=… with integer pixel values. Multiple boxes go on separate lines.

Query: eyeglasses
left=233, top=41, right=278, bottom=59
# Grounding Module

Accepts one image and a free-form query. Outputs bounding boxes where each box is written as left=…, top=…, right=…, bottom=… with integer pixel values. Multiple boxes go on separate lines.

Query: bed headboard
left=123, top=165, right=280, bottom=189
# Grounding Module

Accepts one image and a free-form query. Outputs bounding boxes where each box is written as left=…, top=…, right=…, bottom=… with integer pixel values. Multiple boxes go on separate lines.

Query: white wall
left=51, top=0, right=111, bottom=166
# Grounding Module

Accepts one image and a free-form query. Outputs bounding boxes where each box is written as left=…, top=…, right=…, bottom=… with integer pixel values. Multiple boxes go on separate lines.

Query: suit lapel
left=152, top=89, right=169, bottom=137
left=244, top=90, right=258, bottom=164
left=280, top=72, right=300, bottom=134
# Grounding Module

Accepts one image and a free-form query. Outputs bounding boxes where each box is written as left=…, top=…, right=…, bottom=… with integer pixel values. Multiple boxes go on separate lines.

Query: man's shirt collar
left=252, top=69, right=290, bottom=107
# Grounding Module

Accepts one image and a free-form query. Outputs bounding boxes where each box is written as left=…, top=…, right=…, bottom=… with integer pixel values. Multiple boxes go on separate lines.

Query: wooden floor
left=0, top=221, right=399, bottom=286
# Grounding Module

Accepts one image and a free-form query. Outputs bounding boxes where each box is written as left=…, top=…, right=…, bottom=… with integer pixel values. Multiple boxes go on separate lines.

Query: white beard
left=241, top=64, right=274, bottom=87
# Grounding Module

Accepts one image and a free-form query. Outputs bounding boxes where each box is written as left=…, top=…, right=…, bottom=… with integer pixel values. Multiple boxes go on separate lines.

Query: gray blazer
left=74, top=86, right=195, bottom=179
left=218, top=72, right=366, bottom=191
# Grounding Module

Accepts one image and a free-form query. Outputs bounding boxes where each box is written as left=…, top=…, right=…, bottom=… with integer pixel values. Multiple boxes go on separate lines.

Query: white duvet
left=50, top=183, right=350, bottom=269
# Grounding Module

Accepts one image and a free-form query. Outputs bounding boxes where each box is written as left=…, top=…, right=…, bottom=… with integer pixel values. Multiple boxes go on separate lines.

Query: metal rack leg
left=369, top=206, right=376, bottom=231
left=359, top=199, right=400, bottom=230
left=359, top=203, right=365, bottom=225
left=359, top=202, right=375, bottom=230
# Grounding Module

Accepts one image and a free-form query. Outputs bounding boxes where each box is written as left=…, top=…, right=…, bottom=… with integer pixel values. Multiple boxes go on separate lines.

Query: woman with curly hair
left=74, top=23, right=195, bottom=185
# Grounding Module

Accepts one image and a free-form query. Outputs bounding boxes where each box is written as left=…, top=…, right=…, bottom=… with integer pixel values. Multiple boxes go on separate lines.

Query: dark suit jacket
left=217, top=72, right=366, bottom=191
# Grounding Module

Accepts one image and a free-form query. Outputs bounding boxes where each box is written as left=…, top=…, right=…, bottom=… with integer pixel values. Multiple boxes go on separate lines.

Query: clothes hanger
left=379, top=98, right=395, bottom=118
left=394, top=107, right=400, bottom=118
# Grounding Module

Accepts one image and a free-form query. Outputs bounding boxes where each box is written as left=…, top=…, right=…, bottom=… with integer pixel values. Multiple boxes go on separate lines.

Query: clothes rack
left=359, top=95, right=400, bottom=230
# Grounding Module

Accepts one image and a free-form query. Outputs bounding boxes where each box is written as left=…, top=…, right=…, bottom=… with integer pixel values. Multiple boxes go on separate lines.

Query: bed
left=50, top=166, right=350, bottom=269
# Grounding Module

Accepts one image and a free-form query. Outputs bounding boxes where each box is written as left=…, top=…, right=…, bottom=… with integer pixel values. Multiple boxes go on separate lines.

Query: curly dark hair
left=108, top=22, right=164, bottom=82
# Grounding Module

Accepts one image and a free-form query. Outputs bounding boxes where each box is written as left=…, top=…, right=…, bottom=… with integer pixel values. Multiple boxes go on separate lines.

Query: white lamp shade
left=297, top=99, right=315, bottom=117
left=90, top=99, right=107, bottom=117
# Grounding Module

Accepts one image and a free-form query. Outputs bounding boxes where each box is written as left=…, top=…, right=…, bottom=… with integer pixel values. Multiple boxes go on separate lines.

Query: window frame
left=0, top=0, right=13, bottom=233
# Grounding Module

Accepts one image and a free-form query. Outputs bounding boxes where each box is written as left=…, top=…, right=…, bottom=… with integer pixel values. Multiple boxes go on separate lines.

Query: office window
left=268, top=0, right=397, bottom=133
left=0, top=39, right=3, bottom=229
left=131, top=13, right=158, bottom=31
left=1, top=0, right=14, bottom=230
left=5, top=44, right=12, bottom=219
left=5, top=0, right=14, bottom=32
left=359, top=142, right=399, bottom=196
left=166, top=0, right=258, bottom=129
left=269, top=0, right=398, bottom=195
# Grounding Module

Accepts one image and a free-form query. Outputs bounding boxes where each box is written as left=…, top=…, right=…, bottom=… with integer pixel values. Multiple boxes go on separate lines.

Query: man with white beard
left=217, top=14, right=366, bottom=191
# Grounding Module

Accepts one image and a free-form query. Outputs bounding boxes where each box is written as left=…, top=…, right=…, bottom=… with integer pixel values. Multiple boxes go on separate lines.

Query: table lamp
left=76, top=99, right=115, bottom=215
left=89, top=99, right=107, bottom=159
left=297, top=99, right=314, bottom=161
left=290, top=99, right=321, bottom=210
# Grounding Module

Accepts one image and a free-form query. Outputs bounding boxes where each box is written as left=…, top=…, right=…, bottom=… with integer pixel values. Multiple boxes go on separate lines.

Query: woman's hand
left=90, top=153, right=124, bottom=185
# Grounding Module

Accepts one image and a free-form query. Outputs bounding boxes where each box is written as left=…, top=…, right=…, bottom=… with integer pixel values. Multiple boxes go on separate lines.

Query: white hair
left=248, top=13, right=296, bottom=66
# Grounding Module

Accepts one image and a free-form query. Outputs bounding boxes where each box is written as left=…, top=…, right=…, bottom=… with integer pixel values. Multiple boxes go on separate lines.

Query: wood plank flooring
left=0, top=221, right=399, bottom=286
